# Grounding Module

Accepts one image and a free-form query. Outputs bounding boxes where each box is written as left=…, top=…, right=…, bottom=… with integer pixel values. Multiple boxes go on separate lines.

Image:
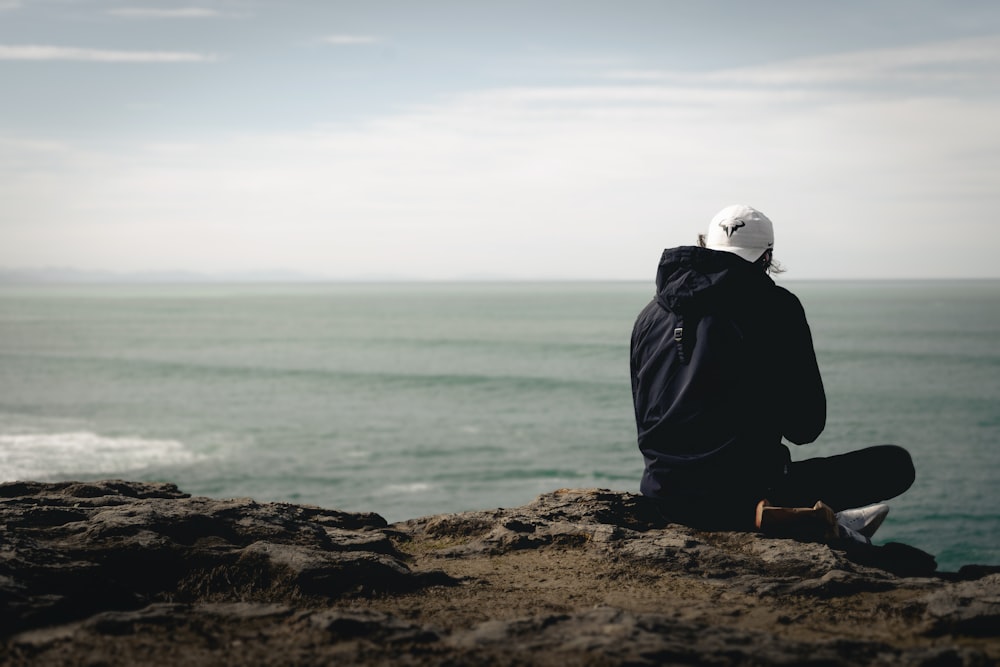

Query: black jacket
left=630, top=246, right=826, bottom=503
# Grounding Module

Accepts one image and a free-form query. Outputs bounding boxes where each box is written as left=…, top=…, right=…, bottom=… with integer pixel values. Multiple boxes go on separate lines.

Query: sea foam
left=0, top=431, right=202, bottom=482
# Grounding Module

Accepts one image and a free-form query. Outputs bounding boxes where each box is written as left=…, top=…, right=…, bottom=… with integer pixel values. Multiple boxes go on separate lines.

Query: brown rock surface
left=2, top=481, right=998, bottom=665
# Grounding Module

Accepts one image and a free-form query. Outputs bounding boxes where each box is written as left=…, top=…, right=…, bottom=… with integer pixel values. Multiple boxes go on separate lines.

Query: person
left=629, top=204, right=914, bottom=540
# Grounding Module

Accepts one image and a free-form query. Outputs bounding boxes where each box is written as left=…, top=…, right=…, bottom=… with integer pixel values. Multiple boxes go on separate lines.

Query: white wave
left=383, top=482, right=432, bottom=494
left=0, top=431, right=203, bottom=482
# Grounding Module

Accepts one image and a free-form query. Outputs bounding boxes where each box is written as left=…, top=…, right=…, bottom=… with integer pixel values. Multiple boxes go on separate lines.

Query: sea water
left=1, top=280, right=997, bottom=572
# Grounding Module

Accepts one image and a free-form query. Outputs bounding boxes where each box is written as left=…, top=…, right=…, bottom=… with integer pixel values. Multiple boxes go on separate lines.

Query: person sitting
left=629, top=204, right=915, bottom=542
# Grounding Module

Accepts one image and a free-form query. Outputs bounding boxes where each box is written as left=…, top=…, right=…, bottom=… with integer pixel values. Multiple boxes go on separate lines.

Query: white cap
left=705, top=204, right=774, bottom=263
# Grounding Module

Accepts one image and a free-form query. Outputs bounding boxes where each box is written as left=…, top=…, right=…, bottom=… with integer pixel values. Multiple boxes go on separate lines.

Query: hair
left=697, top=234, right=785, bottom=275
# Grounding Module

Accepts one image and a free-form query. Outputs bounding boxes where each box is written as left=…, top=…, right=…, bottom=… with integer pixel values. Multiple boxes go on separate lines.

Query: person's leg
left=767, top=445, right=914, bottom=512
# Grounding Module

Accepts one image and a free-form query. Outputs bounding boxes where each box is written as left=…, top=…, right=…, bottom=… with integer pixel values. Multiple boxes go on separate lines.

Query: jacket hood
left=654, top=246, right=774, bottom=314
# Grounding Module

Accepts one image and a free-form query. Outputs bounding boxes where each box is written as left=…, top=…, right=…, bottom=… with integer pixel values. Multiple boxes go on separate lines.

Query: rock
left=923, top=574, right=1000, bottom=637
left=304, top=608, right=440, bottom=644
left=446, top=607, right=905, bottom=665
left=395, top=488, right=933, bottom=585
left=2, top=483, right=998, bottom=666
left=0, top=479, right=446, bottom=636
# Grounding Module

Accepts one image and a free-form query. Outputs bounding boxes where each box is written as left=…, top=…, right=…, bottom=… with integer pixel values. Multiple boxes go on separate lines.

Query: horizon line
left=1, top=268, right=999, bottom=285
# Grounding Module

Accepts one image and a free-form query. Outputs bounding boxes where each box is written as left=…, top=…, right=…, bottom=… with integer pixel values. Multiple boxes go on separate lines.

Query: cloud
left=322, top=35, right=381, bottom=46
left=6, top=74, right=998, bottom=279
left=2, top=36, right=998, bottom=279
left=0, top=45, right=219, bottom=62
left=108, top=7, right=222, bottom=19
left=0, top=1, right=21, bottom=10
left=604, top=34, right=1000, bottom=89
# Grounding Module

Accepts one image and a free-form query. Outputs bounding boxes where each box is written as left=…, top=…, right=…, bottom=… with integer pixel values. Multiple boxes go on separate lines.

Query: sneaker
left=835, top=503, right=890, bottom=539
left=837, top=521, right=872, bottom=545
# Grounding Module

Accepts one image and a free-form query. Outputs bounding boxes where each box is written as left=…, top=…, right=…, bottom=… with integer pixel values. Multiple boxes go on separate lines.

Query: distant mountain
left=0, top=268, right=325, bottom=284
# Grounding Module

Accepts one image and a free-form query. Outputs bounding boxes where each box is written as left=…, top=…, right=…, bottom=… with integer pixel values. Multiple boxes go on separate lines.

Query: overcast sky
left=2, top=1, right=999, bottom=280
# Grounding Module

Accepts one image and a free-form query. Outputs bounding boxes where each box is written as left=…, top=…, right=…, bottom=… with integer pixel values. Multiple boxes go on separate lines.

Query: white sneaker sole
left=835, top=503, right=890, bottom=539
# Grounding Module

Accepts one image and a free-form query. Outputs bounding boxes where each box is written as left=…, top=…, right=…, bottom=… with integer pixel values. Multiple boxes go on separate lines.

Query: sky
left=2, top=1, right=999, bottom=281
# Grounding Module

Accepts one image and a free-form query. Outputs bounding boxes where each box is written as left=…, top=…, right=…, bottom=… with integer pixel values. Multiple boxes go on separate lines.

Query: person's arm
left=773, top=288, right=826, bottom=444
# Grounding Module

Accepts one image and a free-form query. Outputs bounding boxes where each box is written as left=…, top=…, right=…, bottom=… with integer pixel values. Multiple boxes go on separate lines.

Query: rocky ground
left=1, top=480, right=998, bottom=666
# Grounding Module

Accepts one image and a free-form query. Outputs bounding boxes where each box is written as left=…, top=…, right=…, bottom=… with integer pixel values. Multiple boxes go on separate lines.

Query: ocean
left=1, top=280, right=997, bottom=572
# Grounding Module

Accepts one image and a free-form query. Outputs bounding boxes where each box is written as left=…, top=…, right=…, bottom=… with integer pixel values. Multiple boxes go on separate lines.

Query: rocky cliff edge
left=2, top=481, right=998, bottom=665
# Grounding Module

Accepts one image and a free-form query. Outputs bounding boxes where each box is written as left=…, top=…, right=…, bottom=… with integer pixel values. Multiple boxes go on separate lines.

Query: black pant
left=649, top=444, right=915, bottom=530
left=767, top=444, right=915, bottom=513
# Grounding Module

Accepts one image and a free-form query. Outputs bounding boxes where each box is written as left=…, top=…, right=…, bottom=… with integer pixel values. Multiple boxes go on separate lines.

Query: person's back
left=630, top=205, right=912, bottom=535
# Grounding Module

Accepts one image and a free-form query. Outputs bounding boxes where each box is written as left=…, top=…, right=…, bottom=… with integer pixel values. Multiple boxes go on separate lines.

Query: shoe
left=836, top=521, right=871, bottom=545
left=835, top=503, right=890, bottom=539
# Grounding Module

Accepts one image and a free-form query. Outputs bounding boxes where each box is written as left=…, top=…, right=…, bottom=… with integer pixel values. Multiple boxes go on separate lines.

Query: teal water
left=1, top=280, right=997, bottom=572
